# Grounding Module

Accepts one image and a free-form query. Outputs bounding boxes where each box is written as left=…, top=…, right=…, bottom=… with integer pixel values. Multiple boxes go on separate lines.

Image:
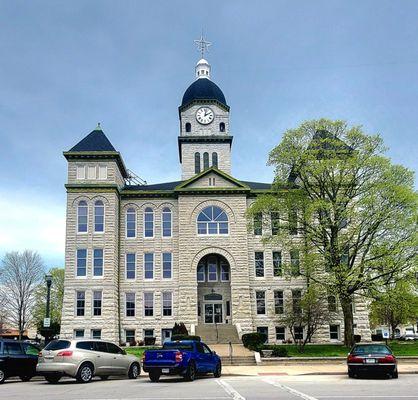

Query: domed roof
left=181, top=78, right=228, bottom=108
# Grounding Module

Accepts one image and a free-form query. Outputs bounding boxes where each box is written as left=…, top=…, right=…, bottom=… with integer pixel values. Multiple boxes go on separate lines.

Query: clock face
left=196, top=107, right=214, bottom=125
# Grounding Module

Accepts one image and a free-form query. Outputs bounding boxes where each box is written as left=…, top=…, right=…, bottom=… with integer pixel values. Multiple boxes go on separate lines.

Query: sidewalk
left=222, top=363, right=418, bottom=376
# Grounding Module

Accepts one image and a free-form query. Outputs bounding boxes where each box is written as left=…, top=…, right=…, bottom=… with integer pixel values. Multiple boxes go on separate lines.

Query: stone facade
left=60, top=57, right=371, bottom=345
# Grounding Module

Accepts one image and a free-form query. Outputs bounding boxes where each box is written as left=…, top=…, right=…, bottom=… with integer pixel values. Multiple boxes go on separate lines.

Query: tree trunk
left=340, top=296, right=354, bottom=347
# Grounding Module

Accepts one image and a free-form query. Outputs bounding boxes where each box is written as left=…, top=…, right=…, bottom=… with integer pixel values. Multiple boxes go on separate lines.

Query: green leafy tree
left=370, top=281, right=418, bottom=339
left=249, top=119, right=417, bottom=346
left=33, top=267, right=64, bottom=337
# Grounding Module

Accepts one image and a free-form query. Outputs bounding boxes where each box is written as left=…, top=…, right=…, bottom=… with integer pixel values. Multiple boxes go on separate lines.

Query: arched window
left=195, top=152, right=201, bottom=174
left=203, top=152, right=209, bottom=169
left=144, top=207, right=154, bottom=238
left=185, top=122, right=191, bottom=133
left=126, top=208, right=136, bottom=238
left=162, top=207, right=172, bottom=237
left=212, top=152, right=218, bottom=168
left=219, top=122, right=225, bottom=132
left=94, top=200, right=104, bottom=232
left=197, top=206, right=229, bottom=235
left=77, top=200, right=88, bottom=233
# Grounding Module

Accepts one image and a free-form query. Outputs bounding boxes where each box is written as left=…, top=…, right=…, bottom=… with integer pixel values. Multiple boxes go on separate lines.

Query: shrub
left=172, top=322, right=189, bottom=336
left=144, top=337, right=156, bottom=346
left=271, top=346, right=288, bottom=357
left=171, top=334, right=201, bottom=341
left=137, top=340, right=144, bottom=346
left=242, top=332, right=267, bottom=351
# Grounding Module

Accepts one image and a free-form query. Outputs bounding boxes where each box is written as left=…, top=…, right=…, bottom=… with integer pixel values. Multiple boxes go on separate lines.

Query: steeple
left=195, top=58, right=211, bottom=79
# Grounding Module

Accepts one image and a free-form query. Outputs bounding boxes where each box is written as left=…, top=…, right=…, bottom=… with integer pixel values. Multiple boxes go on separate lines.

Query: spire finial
left=96, top=122, right=101, bottom=130
left=194, top=32, right=211, bottom=59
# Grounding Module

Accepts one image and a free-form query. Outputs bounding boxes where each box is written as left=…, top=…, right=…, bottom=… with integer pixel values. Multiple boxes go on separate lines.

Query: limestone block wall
left=180, top=104, right=230, bottom=136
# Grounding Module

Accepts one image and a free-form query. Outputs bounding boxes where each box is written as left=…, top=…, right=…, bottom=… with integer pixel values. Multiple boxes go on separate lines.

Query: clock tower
left=178, top=37, right=232, bottom=180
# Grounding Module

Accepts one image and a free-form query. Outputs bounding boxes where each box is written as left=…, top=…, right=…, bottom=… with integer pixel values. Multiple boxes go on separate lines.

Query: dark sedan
left=0, top=339, right=41, bottom=383
left=347, top=344, right=398, bottom=379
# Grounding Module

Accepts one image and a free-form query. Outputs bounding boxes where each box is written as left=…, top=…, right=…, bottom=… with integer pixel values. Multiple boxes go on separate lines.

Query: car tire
left=20, top=375, right=33, bottom=382
left=45, top=375, right=61, bottom=384
left=0, top=368, right=5, bottom=384
left=76, top=363, right=94, bottom=383
left=392, top=370, right=399, bottom=379
left=149, top=370, right=160, bottom=382
left=213, top=362, right=222, bottom=378
left=128, top=363, right=140, bottom=379
left=184, top=361, right=196, bottom=382
left=348, top=370, right=355, bottom=379
left=100, top=376, right=109, bottom=381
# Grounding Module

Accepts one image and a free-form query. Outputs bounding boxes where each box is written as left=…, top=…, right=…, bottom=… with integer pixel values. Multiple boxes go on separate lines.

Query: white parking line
left=318, top=397, right=418, bottom=399
left=263, top=378, right=319, bottom=400
left=216, top=379, right=246, bottom=400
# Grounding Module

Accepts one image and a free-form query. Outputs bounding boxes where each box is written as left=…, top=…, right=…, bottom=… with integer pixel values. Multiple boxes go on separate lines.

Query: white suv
left=37, top=339, right=140, bottom=383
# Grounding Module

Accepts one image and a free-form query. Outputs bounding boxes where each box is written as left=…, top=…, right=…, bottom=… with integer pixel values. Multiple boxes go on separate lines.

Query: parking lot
left=2, top=374, right=418, bottom=400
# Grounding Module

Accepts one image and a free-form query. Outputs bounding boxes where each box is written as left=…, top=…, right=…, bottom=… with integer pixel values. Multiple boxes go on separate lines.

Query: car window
left=203, top=344, right=212, bottom=355
left=107, top=342, right=123, bottom=354
left=162, top=342, right=194, bottom=351
left=22, top=343, right=40, bottom=355
left=44, top=340, right=71, bottom=351
left=352, top=345, right=391, bottom=355
left=4, top=342, right=23, bottom=355
left=94, top=341, right=108, bottom=353
left=76, top=341, right=95, bottom=351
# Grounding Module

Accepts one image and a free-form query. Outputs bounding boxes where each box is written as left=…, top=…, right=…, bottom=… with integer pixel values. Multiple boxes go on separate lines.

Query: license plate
left=365, top=358, right=376, bottom=364
left=162, top=368, right=170, bottom=373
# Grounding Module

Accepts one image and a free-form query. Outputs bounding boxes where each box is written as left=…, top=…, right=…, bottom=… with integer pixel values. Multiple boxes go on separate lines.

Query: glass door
left=214, top=303, right=223, bottom=323
left=204, top=303, right=223, bottom=324
left=205, top=304, right=214, bottom=323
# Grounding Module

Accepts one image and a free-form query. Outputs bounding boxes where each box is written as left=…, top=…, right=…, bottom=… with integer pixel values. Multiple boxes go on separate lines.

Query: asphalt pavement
left=2, top=374, right=418, bottom=400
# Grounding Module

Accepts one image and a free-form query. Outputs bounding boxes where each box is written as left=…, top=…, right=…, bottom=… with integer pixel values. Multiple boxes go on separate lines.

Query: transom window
left=197, top=206, right=229, bottom=235
left=144, top=207, right=154, bottom=238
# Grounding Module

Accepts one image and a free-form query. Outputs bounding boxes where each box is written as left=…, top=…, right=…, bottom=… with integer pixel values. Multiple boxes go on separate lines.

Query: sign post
left=43, top=318, right=51, bottom=328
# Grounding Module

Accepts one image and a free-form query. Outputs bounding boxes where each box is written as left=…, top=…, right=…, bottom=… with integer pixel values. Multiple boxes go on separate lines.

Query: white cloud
left=0, top=191, right=65, bottom=264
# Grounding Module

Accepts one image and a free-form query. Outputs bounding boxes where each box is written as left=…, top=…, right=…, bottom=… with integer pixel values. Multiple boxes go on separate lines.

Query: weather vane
left=194, top=33, right=211, bottom=58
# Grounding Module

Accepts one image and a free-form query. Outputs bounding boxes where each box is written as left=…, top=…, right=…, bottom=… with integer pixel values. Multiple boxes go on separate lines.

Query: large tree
left=249, top=119, right=417, bottom=346
left=0, top=251, right=44, bottom=339
left=32, top=267, right=65, bottom=337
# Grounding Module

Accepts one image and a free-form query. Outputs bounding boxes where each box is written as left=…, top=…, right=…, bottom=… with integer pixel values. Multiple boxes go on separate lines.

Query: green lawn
left=125, top=346, right=160, bottom=358
left=264, top=341, right=418, bottom=357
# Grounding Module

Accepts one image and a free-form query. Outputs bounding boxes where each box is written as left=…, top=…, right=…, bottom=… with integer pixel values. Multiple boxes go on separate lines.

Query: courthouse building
left=60, top=50, right=371, bottom=345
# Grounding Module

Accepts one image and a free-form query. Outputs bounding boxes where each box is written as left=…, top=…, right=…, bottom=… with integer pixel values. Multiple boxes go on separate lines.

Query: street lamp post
left=43, top=274, right=53, bottom=344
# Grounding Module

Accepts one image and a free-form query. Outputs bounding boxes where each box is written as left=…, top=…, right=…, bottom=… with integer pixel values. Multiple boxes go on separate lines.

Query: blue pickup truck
left=142, top=340, right=221, bottom=382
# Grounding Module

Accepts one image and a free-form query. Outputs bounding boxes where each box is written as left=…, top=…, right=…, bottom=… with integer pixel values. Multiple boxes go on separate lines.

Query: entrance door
left=204, top=303, right=223, bottom=324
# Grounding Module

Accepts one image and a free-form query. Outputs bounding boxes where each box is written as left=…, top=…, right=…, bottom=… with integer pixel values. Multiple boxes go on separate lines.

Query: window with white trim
left=330, top=324, right=340, bottom=340
left=126, top=253, right=136, bottom=279
left=93, top=248, right=103, bottom=277
left=162, top=252, right=172, bottom=279
left=220, top=264, right=230, bottom=281
left=126, top=293, right=135, bottom=317
left=76, top=165, right=85, bottom=180
left=273, top=251, right=282, bottom=277
left=294, top=326, right=303, bottom=340
left=197, top=206, right=228, bottom=235
left=76, top=291, right=85, bottom=316
left=162, top=292, right=172, bottom=316
left=76, top=249, right=87, bottom=277
left=91, top=329, right=101, bottom=339
left=144, top=253, right=154, bottom=279
left=144, top=292, right=154, bottom=316
left=255, top=252, right=264, bottom=277
left=274, top=290, right=284, bottom=314
left=74, top=329, right=85, bottom=338
left=98, top=165, right=107, bottom=180
left=87, top=165, right=96, bottom=179
left=94, top=200, right=104, bottom=232
left=197, top=265, right=205, bottom=282
left=144, top=207, right=154, bottom=238
left=162, top=207, right=172, bottom=237
left=256, top=291, right=266, bottom=315
left=208, top=263, right=217, bottom=282
left=77, top=201, right=88, bottom=233
left=126, top=208, right=136, bottom=238
left=125, top=329, right=135, bottom=344
left=93, top=290, right=102, bottom=316
left=276, top=326, right=286, bottom=341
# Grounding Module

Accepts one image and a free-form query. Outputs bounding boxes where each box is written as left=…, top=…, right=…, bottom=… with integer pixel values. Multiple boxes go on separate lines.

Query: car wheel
left=348, top=370, right=355, bottom=379
left=45, top=375, right=61, bottom=384
left=0, top=368, right=5, bottom=384
left=19, top=375, right=33, bottom=382
left=213, top=362, right=222, bottom=378
left=184, top=361, right=196, bottom=382
left=392, top=370, right=399, bottom=379
left=100, top=376, right=109, bottom=381
left=149, top=370, right=160, bottom=382
left=128, top=363, right=140, bottom=379
left=76, top=363, right=94, bottom=383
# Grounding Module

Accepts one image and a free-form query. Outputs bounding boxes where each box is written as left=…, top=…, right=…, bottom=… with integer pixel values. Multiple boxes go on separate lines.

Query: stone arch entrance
left=196, top=254, right=231, bottom=325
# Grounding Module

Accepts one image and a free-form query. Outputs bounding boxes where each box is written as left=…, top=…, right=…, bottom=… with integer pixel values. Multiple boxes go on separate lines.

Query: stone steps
left=196, top=324, right=241, bottom=344
left=220, top=356, right=257, bottom=366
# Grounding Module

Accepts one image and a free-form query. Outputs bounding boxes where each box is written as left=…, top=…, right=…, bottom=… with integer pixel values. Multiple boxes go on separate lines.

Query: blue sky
left=0, top=0, right=417, bottom=269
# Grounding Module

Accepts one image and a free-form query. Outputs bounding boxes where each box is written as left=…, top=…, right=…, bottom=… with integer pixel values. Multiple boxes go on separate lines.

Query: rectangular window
left=144, top=253, right=154, bottom=279
left=208, top=264, right=217, bottom=281
left=126, top=293, right=135, bottom=317
left=125, top=329, right=136, bottom=344
left=271, top=212, right=280, bottom=235
left=290, top=250, right=300, bottom=276
left=162, top=253, right=172, bottom=279
left=91, top=329, right=101, bottom=339
left=330, top=325, right=340, bottom=340
left=294, top=326, right=303, bottom=340
left=126, top=209, right=136, bottom=238
left=144, top=329, right=154, bottom=338
left=76, top=291, right=85, bottom=316
left=255, top=252, right=264, bottom=277
left=98, top=165, right=107, bottom=180
left=126, top=253, right=136, bottom=279
left=76, top=165, right=85, bottom=180
left=144, top=210, right=154, bottom=238
left=87, top=165, right=96, bottom=179
left=274, top=290, right=284, bottom=314
left=162, top=210, right=172, bottom=237
left=328, top=295, right=337, bottom=312
left=93, top=249, right=103, bottom=277
left=162, top=292, right=172, bottom=316
left=256, top=291, right=266, bottom=315
left=275, top=327, right=285, bottom=341
left=220, top=264, right=229, bottom=281
left=197, top=265, right=205, bottom=282
left=292, top=290, right=302, bottom=314
left=254, top=213, right=262, bottom=235
left=76, top=249, right=87, bottom=277
left=144, top=292, right=154, bottom=316
left=74, top=329, right=85, bottom=338
left=273, top=251, right=282, bottom=277
left=93, top=290, right=102, bottom=316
